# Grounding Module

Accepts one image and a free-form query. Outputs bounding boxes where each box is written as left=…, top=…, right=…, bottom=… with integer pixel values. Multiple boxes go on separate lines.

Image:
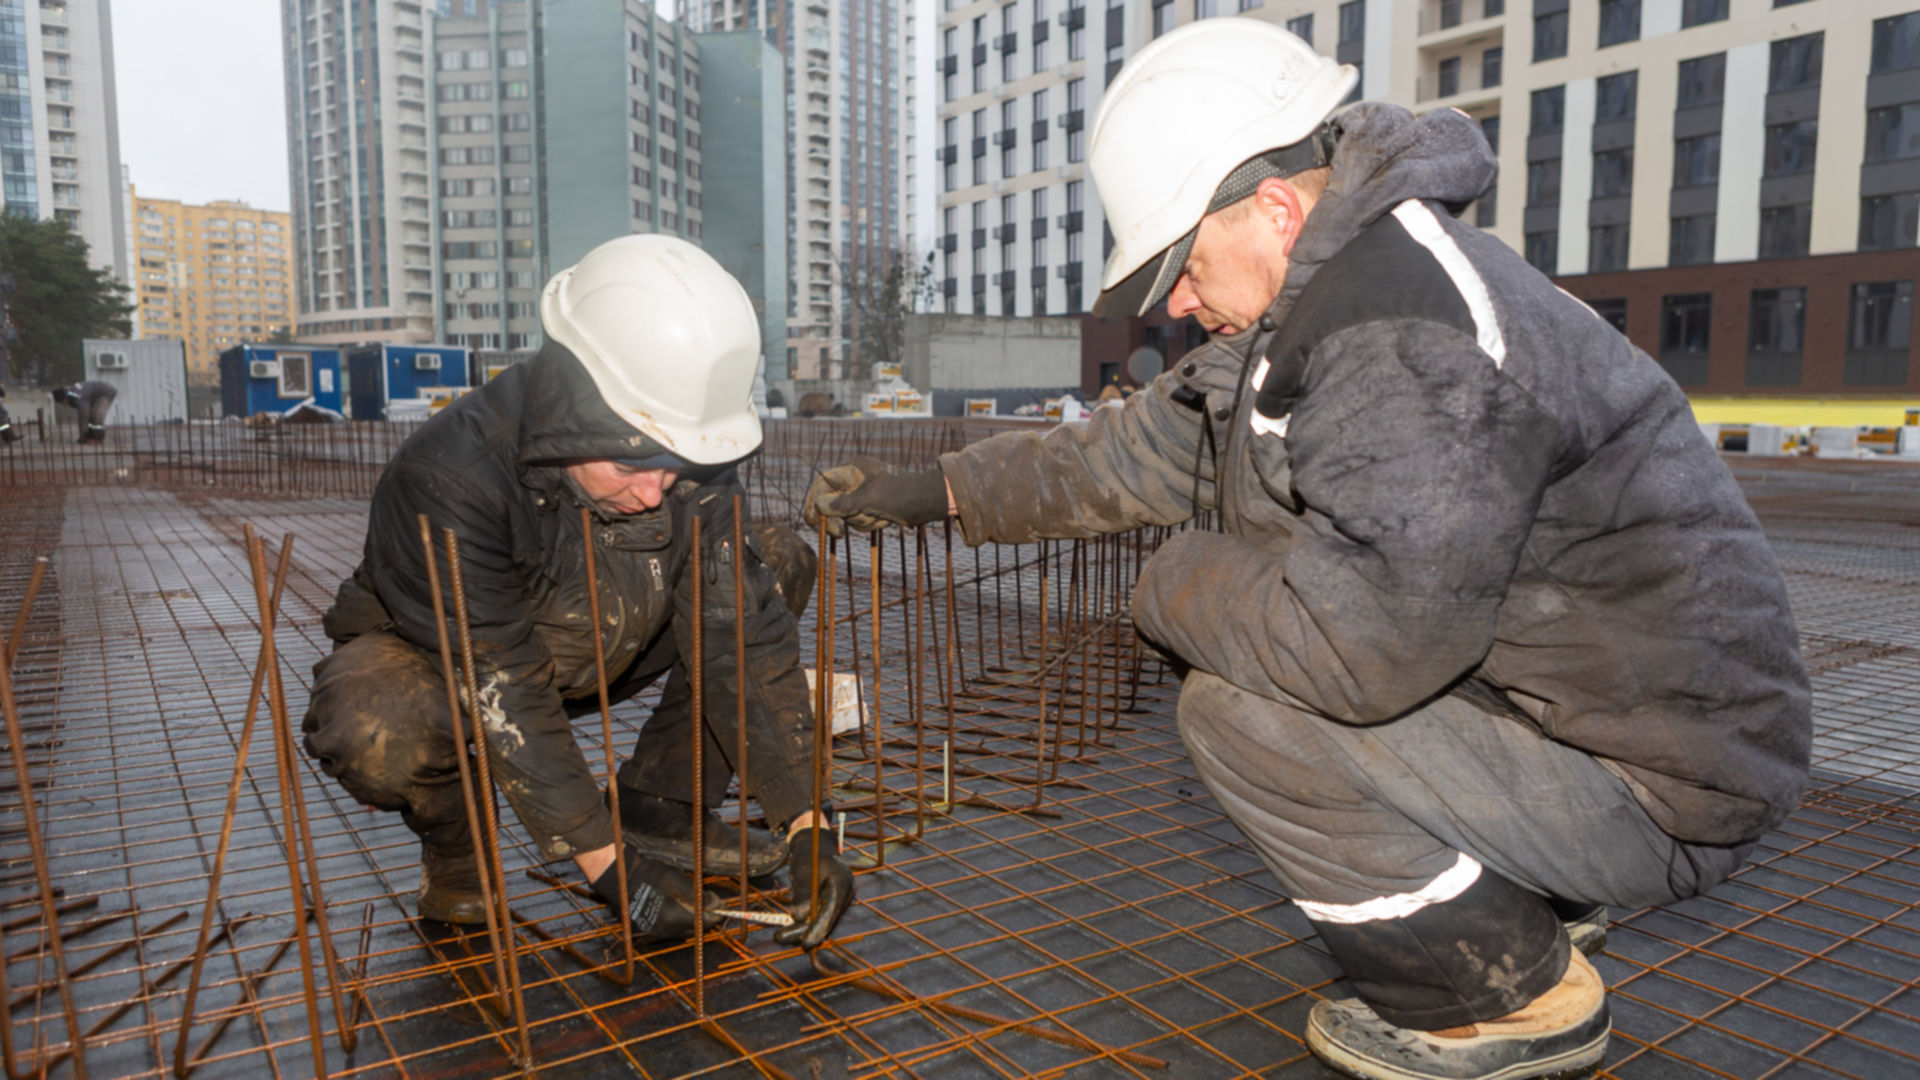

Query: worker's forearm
left=576, top=843, right=616, bottom=883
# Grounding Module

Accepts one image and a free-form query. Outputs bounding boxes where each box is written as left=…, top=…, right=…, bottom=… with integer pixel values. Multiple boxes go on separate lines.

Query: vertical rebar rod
left=577, top=507, right=634, bottom=986
left=245, top=527, right=329, bottom=1080
left=416, top=514, right=513, bottom=1013
left=690, top=512, right=707, bottom=1018
left=809, top=516, right=828, bottom=904
left=0, top=554, right=88, bottom=1080
left=732, top=496, right=751, bottom=912
left=868, top=530, right=885, bottom=867
left=443, top=527, right=533, bottom=1069
left=2, top=557, right=47, bottom=669
left=171, top=532, right=294, bottom=1080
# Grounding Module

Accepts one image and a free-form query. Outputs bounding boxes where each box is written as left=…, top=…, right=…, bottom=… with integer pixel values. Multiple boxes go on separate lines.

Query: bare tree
left=837, top=247, right=937, bottom=381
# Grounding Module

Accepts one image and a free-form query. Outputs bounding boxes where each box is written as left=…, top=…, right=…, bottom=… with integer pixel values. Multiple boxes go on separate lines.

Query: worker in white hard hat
left=305, top=235, right=854, bottom=951
left=806, top=18, right=1808, bottom=1080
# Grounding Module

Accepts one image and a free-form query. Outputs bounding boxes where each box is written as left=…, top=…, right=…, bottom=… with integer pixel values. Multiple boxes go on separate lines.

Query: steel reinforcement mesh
left=0, top=423, right=1916, bottom=1080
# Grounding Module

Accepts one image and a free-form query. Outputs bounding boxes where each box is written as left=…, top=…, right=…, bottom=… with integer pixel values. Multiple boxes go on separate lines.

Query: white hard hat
left=540, top=234, right=763, bottom=465
left=1089, top=18, right=1357, bottom=319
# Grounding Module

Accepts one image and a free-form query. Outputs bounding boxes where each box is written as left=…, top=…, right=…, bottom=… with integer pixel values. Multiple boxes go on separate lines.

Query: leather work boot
left=416, top=841, right=490, bottom=926
left=610, top=789, right=787, bottom=878
left=1306, top=947, right=1609, bottom=1080
left=1552, top=900, right=1608, bottom=958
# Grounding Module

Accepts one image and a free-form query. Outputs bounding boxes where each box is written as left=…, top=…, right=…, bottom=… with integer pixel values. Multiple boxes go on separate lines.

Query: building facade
left=684, top=0, right=913, bottom=389
left=425, top=0, right=708, bottom=361
left=129, top=192, right=296, bottom=388
left=949, top=1, right=1920, bottom=401
left=281, top=0, right=436, bottom=346
left=0, top=0, right=128, bottom=283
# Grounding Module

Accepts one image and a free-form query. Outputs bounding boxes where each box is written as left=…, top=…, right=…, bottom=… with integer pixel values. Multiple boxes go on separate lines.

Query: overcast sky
left=114, top=0, right=291, bottom=211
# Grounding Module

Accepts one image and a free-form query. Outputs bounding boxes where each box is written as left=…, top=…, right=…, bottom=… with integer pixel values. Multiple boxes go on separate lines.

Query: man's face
left=565, top=460, right=679, bottom=515
left=1163, top=180, right=1304, bottom=335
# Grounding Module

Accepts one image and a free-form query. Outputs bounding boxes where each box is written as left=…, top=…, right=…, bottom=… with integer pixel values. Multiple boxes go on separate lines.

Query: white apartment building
left=282, top=0, right=436, bottom=345
left=0, top=0, right=128, bottom=283
left=685, top=0, right=914, bottom=384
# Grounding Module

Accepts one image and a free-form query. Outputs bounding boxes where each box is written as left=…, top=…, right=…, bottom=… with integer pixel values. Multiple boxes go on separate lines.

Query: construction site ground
left=0, top=422, right=1916, bottom=1080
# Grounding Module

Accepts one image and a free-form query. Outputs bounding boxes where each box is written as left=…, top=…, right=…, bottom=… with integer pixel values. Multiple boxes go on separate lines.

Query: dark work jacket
left=941, top=104, right=1810, bottom=847
left=323, top=343, right=814, bottom=860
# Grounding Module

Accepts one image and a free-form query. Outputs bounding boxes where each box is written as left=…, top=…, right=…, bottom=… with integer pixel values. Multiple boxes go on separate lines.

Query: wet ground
left=0, top=445, right=1915, bottom=1079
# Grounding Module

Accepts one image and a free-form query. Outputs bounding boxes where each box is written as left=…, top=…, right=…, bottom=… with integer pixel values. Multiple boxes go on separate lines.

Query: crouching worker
left=304, top=235, right=853, bottom=948
left=52, top=380, right=116, bottom=443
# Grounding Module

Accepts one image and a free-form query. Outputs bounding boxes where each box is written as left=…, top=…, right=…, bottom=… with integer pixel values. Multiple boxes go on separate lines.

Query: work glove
left=588, top=842, right=719, bottom=944
left=778, top=826, right=855, bottom=950
left=804, top=455, right=948, bottom=539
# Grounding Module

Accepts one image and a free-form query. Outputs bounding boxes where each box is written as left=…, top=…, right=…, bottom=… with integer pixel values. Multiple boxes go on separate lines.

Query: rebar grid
left=0, top=427, right=1914, bottom=1079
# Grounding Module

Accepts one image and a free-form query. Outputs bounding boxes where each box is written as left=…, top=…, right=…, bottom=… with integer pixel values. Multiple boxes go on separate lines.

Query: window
left=1476, top=183, right=1498, bottom=228
left=501, top=47, right=528, bottom=68
left=1860, top=193, right=1920, bottom=250
left=1669, top=215, right=1716, bottom=266
left=1659, top=293, right=1711, bottom=386
left=1758, top=205, right=1810, bottom=259
left=1598, top=0, right=1639, bottom=48
left=1871, top=13, right=1920, bottom=74
left=1527, top=158, right=1561, bottom=206
left=1676, top=53, right=1725, bottom=109
left=277, top=352, right=312, bottom=398
left=1480, top=115, right=1501, bottom=155
left=1068, top=0, right=1085, bottom=61
left=1846, top=280, right=1913, bottom=385
left=1339, top=1, right=1365, bottom=45
left=1195, top=0, right=1217, bottom=15
left=1067, top=78, right=1086, bottom=162
left=1767, top=33, right=1822, bottom=94
left=1866, top=104, right=1920, bottom=163
left=1673, top=134, right=1720, bottom=188
left=1589, top=298, right=1628, bottom=334
left=503, top=81, right=530, bottom=99
left=1762, top=121, right=1817, bottom=176
left=1287, top=14, right=1313, bottom=44
left=1681, top=0, right=1727, bottom=27
left=1533, top=10, right=1568, bottom=62
left=1594, top=71, right=1636, bottom=122
left=1589, top=225, right=1628, bottom=272
left=1747, top=287, right=1805, bottom=386
left=1483, top=46, right=1503, bottom=88
left=1438, top=57, right=1461, bottom=99
left=1031, top=89, right=1050, bottom=170
left=1524, top=231, right=1558, bottom=273
left=1001, top=100, right=1018, bottom=178
left=1530, top=85, right=1565, bottom=135
left=1592, top=149, right=1633, bottom=197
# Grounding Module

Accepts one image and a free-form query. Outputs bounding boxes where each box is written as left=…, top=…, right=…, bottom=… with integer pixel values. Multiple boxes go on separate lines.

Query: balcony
left=1417, top=55, right=1503, bottom=105
left=1417, top=0, right=1505, bottom=46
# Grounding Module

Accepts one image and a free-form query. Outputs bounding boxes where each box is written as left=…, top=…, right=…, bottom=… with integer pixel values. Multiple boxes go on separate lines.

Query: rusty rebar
left=733, top=496, right=752, bottom=915
left=690, top=511, right=707, bottom=1018
left=578, top=505, right=635, bottom=986
left=1, top=557, right=45, bottom=669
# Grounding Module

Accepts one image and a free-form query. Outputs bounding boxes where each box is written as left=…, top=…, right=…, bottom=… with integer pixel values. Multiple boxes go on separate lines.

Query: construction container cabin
left=81, top=338, right=190, bottom=423
left=218, top=344, right=345, bottom=419
left=345, top=344, right=472, bottom=420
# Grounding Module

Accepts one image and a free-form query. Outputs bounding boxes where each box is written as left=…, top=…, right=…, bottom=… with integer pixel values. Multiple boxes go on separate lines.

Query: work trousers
left=1178, top=670, right=1750, bottom=1030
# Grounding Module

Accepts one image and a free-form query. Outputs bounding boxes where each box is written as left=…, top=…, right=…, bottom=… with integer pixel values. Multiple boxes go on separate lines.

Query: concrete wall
left=696, top=31, right=788, bottom=395
left=903, top=313, right=1081, bottom=392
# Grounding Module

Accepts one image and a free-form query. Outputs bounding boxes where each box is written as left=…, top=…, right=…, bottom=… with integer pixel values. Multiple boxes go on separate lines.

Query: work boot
left=610, top=789, right=787, bottom=878
left=1306, top=947, right=1609, bottom=1080
left=1552, top=900, right=1608, bottom=958
left=416, top=841, right=490, bottom=926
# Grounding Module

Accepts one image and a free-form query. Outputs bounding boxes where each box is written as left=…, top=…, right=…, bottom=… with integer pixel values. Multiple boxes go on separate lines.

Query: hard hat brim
left=1092, top=228, right=1196, bottom=321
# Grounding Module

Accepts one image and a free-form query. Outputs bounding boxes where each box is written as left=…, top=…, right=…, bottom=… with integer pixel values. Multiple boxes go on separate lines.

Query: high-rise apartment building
left=685, top=0, right=913, bottom=389
left=0, top=0, right=128, bottom=283
left=282, top=0, right=435, bottom=345
left=426, top=0, right=711, bottom=359
left=129, top=192, right=296, bottom=388
left=954, top=1, right=1920, bottom=400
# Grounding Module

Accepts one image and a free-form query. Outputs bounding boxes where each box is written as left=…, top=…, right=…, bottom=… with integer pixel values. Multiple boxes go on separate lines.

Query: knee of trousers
left=750, top=523, right=816, bottom=618
left=303, top=631, right=459, bottom=813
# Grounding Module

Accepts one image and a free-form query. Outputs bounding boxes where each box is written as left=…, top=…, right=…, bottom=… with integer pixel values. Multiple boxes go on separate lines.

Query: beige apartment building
left=129, top=192, right=296, bottom=387
left=946, top=1, right=1920, bottom=399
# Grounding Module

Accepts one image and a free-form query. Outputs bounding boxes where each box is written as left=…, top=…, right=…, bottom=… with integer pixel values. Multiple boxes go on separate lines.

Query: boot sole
left=1307, top=1014, right=1608, bottom=1080
left=625, top=833, right=787, bottom=878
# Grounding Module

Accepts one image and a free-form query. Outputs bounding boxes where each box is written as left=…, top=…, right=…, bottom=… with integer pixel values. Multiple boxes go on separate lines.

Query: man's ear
left=1253, top=176, right=1308, bottom=257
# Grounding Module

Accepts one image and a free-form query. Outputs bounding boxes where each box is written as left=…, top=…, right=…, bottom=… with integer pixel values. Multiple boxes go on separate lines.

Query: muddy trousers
left=1177, top=671, right=1750, bottom=1031
left=302, top=628, right=806, bottom=866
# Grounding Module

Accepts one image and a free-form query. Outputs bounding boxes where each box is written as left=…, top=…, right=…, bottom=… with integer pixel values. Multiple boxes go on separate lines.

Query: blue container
left=218, top=345, right=346, bottom=418
left=346, top=344, right=473, bottom=420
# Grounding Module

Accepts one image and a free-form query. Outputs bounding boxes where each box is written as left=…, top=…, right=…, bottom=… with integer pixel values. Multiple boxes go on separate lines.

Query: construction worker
left=52, top=379, right=116, bottom=443
left=304, top=236, right=852, bottom=949
left=806, top=20, right=1809, bottom=1080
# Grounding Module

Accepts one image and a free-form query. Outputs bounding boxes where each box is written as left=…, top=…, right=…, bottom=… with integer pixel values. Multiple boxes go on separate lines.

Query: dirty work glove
left=589, top=844, right=718, bottom=944
left=778, top=827, right=855, bottom=949
left=804, top=455, right=947, bottom=539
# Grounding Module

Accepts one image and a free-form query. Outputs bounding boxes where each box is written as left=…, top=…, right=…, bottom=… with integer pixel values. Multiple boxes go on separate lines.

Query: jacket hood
left=1265, top=103, right=1497, bottom=325
left=516, top=340, right=675, bottom=468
